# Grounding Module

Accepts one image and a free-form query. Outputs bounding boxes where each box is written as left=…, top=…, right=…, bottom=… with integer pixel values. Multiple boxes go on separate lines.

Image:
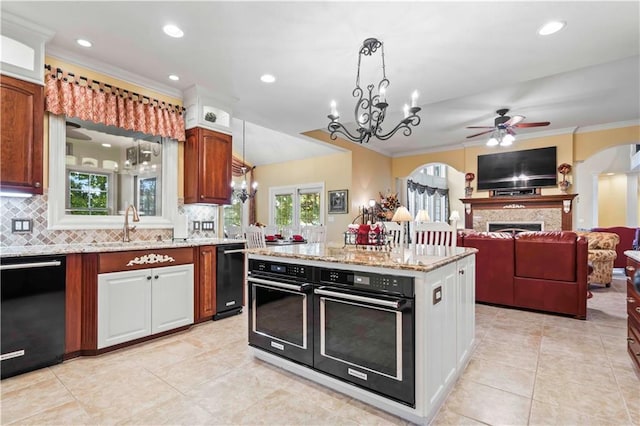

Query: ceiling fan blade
left=514, top=121, right=550, bottom=128
left=466, top=129, right=495, bottom=139
left=505, top=115, right=525, bottom=126
left=465, top=126, right=495, bottom=129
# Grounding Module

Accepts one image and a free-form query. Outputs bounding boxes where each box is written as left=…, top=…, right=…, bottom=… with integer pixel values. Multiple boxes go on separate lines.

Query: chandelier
left=327, top=37, right=421, bottom=144
left=230, top=120, right=258, bottom=203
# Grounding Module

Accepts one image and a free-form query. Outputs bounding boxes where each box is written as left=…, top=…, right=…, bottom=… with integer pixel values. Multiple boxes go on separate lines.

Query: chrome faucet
left=123, top=204, right=140, bottom=242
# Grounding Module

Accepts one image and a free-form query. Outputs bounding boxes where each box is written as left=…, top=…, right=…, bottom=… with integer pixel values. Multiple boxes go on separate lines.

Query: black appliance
left=314, top=268, right=415, bottom=407
left=248, top=259, right=314, bottom=366
left=1, top=255, right=66, bottom=379
left=477, top=146, right=557, bottom=191
left=214, top=243, right=245, bottom=320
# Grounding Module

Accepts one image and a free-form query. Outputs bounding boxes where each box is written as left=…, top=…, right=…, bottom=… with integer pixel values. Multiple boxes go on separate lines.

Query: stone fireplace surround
left=460, top=194, right=577, bottom=233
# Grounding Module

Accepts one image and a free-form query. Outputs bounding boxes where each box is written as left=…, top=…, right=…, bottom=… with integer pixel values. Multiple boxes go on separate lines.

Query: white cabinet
left=98, top=264, right=194, bottom=349
left=456, top=255, right=475, bottom=366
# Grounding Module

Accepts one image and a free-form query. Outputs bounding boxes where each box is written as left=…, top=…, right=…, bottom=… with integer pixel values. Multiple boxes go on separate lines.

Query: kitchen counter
left=248, top=242, right=477, bottom=272
left=625, top=250, right=640, bottom=263
left=0, top=238, right=244, bottom=257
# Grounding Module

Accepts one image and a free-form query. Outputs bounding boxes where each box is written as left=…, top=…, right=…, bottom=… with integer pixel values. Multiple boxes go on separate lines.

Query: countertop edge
left=625, top=250, right=640, bottom=263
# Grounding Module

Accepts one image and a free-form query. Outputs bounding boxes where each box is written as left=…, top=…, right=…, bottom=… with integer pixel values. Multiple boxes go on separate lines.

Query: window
left=269, top=183, right=325, bottom=230
left=407, top=164, right=449, bottom=223
left=67, top=169, right=112, bottom=215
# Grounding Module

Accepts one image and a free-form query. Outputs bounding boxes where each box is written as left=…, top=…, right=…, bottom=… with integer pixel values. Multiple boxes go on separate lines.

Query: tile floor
left=2, top=272, right=638, bottom=425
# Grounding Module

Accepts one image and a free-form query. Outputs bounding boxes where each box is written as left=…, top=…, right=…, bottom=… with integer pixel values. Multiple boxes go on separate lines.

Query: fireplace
left=487, top=222, right=543, bottom=233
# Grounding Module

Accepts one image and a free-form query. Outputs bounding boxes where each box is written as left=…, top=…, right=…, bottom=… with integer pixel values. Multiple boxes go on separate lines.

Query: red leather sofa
left=459, top=231, right=588, bottom=319
left=591, top=226, right=638, bottom=268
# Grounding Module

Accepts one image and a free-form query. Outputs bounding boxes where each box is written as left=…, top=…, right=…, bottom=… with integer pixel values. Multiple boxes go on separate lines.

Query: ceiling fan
left=66, top=122, right=92, bottom=141
left=466, top=108, right=550, bottom=140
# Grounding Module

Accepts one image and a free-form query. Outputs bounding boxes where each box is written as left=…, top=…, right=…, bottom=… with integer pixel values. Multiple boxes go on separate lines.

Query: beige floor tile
left=536, top=353, right=618, bottom=388
left=444, top=378, right=531, bottom=425
left=121, top=337, right=207, bottom=371
left=461, top=357, right=536, bottom=398
left=472, top=336, right=540, bottom=372
left=9, top=400, right=92, bottom=426
left=0, top=377, right=75, bottom=424
left=328, top=398, right=410, bottom=426
left=116, top=394, right=216, bottom=425
left=0, top=367, right=57, bottom=393
left=430, top=405, right=488, bottom=425
left=528, top=398, right=629, bottom=425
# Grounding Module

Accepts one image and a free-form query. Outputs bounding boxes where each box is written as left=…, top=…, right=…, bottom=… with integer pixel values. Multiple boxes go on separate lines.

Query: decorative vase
left=465, top=186, right=473, bottom=198
left=559, top=180, right=570, bottom=193
left=385, top=210, right=394, bottom=221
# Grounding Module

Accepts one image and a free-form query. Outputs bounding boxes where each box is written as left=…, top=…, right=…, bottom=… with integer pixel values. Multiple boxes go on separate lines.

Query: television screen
left=477, top=147, right=557, bottom=191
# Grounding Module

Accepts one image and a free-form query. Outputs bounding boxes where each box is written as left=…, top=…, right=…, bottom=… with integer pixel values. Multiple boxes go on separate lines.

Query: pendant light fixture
left=231, top=120, right=258, bottom=203
left=327, top=37, right=421, bottom=144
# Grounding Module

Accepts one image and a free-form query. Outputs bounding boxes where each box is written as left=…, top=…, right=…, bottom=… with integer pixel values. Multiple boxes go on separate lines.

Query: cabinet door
left=0, top=75, right=43, bottom=194
left=184, top=127, right=232, bottom=204
left=151, top=264, right=194, bottom=334
left=456, top=255, right=476, bottom=366
left=197, top=246, right=216, bottom=320
left=98, top=269, right=151, bottom=349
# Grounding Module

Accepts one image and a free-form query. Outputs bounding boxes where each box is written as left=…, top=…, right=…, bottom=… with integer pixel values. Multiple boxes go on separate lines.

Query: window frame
left=268, top=182, right=325, bottom=229
left=66, top=166, right=115, bottom=215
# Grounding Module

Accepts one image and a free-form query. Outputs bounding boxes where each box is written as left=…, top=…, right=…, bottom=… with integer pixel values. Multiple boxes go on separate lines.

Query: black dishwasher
left=1, top=255, right=66, bottom=379
left=213, top=243, right=245, bottom=320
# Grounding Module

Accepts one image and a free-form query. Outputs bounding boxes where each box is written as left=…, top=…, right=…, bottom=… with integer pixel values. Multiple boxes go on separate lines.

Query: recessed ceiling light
left=101, top=143, right=111, bottom=148
left=163, top=24, right=184, bottom=38
left=260, top=74, right=276, bottom=83
left=76, top=39, right=92, bottom=48
left=168, top=74, right=180, bottom=81
left=538, top=21, right=566, bottom=36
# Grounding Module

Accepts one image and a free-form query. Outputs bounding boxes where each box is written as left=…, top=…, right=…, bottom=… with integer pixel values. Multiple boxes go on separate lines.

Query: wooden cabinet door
left=151, top=264, right=194, bottom=334
left=0, top=75, right=43, bottom=194
left=184, top=127, right=232, bottom=204
left=97, top=269, right=152, bottom=349
left=197, top=246, right=217, bottom=320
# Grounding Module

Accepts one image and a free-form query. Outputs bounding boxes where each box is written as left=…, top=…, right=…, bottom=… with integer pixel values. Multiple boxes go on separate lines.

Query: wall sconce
left=563, top=199, right=571, bottom=214
left=464, top=203, right=471, bottom=215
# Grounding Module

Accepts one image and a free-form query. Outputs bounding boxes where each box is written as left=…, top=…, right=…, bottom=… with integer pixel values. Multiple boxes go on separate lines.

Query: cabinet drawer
left=98, top=248, right=194, bottom=273
left=628, top=320, right=640, bottom=371
left=627, top=281, right=640, bottom=326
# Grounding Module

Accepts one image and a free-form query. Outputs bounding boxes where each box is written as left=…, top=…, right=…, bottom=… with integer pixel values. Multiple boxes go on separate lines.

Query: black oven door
left=313, top=286, right=415, bottom=406
left=248, top=276, right=314, bottom=366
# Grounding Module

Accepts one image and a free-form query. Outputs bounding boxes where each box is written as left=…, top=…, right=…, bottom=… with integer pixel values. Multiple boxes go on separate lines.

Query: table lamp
left=415, top=209, right=430, bottom=223
left=391, top=206, right=412, bottom=260
left=449, top=210, right=461, bottom=229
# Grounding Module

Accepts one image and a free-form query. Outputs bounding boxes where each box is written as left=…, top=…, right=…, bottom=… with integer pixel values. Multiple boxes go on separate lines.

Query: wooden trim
left=76, top=325, right=192, bottom=356
left=81, top=253, right=98, bottom=350
left=65, top=253, right=83, bottom=355
left=98, top=247, right=194, bottom=273
left=460, top=194, right=578, bottom=231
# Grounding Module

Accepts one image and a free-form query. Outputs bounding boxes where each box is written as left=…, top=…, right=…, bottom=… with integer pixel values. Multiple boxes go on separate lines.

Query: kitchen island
left=247, top=243, right=477, bottom=425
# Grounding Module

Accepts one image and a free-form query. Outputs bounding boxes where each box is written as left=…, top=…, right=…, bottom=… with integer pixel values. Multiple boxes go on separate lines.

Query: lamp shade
left=414, top=209, right=430, bottom=222
left=449, top=210, right=460, bottom=221
left=391, top=206, right=412, bottom=222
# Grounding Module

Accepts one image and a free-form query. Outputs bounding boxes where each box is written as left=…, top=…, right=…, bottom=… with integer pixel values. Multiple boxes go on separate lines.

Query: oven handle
left=248, top=276, right=312, bottom=293
left=0, top=260, right=61, bottom=271
left=314, top=287, right=406, bottom=310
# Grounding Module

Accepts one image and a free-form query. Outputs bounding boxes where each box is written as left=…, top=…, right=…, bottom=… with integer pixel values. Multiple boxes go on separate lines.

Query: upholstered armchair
left=575, top=231, right=620, bottom=287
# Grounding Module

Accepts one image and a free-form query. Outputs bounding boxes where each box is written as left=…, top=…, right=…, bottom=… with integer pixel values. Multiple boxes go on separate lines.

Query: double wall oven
left=248, top=258, right=416, bottom=407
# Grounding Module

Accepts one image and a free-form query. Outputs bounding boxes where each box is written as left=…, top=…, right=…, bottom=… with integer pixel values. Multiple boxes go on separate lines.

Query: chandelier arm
left=328, top=120, right=367, bottom=143
left=376, top=112, right=422, bottom=140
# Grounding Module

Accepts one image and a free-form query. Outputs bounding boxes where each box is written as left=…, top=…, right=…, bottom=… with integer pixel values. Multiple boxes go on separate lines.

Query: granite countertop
left=625, top=250, right=640, bottom=263
left=0, top=238, right=245, bottom=258
left=248, top=243, right=477, bottom=272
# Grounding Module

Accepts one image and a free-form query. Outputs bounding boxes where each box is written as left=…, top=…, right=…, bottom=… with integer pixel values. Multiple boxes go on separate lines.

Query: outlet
left=193, top=221, right=200, bottom=231
left=11, top=219, right=32, bottom=233
left=202, top=221, right=215, bottom=231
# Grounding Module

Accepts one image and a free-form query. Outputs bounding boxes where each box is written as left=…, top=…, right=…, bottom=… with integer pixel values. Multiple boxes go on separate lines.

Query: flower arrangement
left=557, top=163, right=572, bottom=193
left=464, top=172, right=475, bottom=197
left=376, top=191, right=400, bottom=220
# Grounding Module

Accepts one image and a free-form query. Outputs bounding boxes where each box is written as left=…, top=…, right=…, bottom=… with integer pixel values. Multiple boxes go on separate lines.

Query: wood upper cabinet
left=196, top=245, right=217, bottom=321
left=184, top=127, right=232, bottom=204
left=0, top=75, right=44, bottom=194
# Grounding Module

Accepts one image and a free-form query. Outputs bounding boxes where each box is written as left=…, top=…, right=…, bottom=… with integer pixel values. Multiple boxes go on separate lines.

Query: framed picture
left=126, top=147, right=138, bottom=166
left=328, top=189, right=348, bottom=214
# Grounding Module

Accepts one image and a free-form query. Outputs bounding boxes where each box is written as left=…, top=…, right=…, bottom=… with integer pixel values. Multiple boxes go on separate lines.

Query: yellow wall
left=598, top=174, right=627, bottom=226
left=254, top=151, right=352, bottom=243
left=575, top=126, right=640, bottom=161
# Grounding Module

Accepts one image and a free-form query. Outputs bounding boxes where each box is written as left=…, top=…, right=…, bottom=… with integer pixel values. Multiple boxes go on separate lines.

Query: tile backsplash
left=0, top=191, right=219, bottom=247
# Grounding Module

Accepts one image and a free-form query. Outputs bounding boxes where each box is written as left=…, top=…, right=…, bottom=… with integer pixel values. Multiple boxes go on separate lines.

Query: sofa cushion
left=592, top=226, right=636, bottom=268
left=575, top=231, right=619, bottom=250
left=514, top=231, right=577, bottom=282
left=462, top=232, right=514, bottom=305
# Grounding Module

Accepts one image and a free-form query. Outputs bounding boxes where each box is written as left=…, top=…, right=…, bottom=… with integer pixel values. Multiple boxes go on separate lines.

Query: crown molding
left=1, top=12, right=55, bottom=40
left=575, top=119, right=640, bottom=134
left=45, top=45, right=183, bottom=100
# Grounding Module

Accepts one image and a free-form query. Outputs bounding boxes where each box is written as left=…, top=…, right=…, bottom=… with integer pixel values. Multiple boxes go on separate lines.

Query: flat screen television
left=477, top=146, right=557, bottom=191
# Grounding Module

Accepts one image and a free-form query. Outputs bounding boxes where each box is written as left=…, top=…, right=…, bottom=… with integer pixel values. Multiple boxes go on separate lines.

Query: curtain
left=407, top=179, right=450, bottom=222
left=44, top=66, right=185, bottom=141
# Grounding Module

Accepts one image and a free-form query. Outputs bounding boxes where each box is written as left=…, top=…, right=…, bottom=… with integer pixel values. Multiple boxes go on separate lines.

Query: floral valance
left=44, top=65, right=186, bottom=141
left=407, top=179, right=449, bottom=196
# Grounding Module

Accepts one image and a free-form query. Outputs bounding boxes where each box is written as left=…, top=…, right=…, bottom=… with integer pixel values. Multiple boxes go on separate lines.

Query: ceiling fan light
left=500, top=134, right=515, bottom=146
left=486, top=137, right=499, bottom=147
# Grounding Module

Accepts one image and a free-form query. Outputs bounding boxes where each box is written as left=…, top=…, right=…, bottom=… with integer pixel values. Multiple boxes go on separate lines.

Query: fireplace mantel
left=460, top=194, right=578, bottom=231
